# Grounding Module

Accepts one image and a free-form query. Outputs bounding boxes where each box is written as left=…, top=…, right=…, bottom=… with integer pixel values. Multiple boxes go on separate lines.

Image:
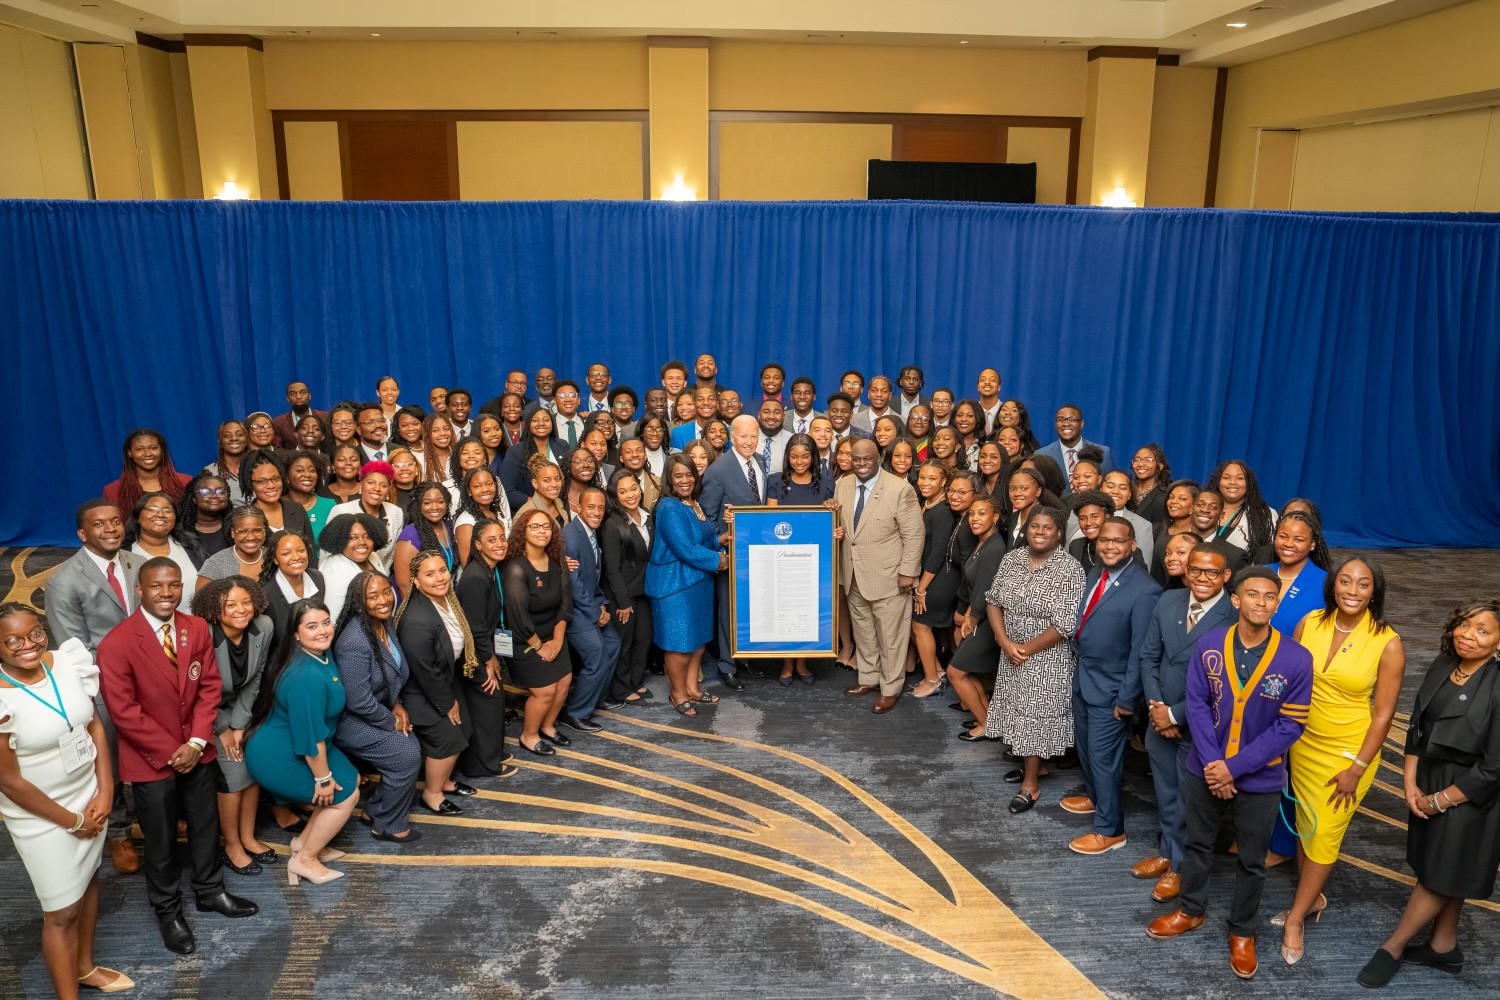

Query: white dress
left=131, top=537, right=199, bottom=601
left=0, top=639, right=105, bottom=910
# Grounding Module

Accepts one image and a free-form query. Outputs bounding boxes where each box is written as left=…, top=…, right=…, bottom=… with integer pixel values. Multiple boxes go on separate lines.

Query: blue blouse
left=1268, top=561, right=1328, bottom=634
left=766, top=473, right=834, bottom=506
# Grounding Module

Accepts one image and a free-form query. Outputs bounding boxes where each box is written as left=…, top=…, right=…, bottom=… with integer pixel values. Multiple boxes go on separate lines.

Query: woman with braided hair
left=453, top=466, right=513, bottom=568
left=1207, top=459, right=1278, bottom=556
left=175, top=472, right=233, bottom=566
left=103, top=428, right=191, bottom=517
left=395, top=550, right=477, bottom=815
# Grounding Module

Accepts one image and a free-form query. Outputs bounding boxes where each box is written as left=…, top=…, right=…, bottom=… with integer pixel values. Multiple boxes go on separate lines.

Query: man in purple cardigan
left=1145, top=567, right=1312, bottom=981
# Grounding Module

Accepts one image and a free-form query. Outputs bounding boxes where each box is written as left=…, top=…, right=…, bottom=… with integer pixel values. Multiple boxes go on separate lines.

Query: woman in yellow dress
left=1277, top=556, right=1405, bottom=965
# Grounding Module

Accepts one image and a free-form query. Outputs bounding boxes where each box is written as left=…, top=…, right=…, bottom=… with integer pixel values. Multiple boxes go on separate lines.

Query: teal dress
left=245, top=649, right=358, bottom=804
left=305, top=495, right=337, bottom=544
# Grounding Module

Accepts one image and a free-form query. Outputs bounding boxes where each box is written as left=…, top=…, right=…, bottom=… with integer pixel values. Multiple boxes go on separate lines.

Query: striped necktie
left=160, top=623, right=177, bottom=666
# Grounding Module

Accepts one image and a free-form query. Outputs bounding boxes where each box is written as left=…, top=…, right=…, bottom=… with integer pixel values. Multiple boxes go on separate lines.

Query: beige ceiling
left=0, top=0, right=1472, bottom=65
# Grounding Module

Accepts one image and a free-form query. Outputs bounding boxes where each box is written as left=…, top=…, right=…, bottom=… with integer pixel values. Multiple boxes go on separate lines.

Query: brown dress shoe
left=1059, top=795, right=1096, bottom=815
left=1131, top=856, right=1171, bottom=879
left=1152, top=872, right=1181, bottom=901
left=110, top=839, right=141, bottom=874
left=844, top=684, right=879, bottom=697
left=1229, top=933, right=1258, bottom=979
left=872, top=694, right=900, bottom=714
left=1146, top=909, right=1206, bottom=940
left=1069, top=832, right=1127, bottom=855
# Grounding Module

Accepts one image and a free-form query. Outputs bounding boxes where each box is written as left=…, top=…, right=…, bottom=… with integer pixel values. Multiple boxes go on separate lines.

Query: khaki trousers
left=847, top=579, right=912, bottom=697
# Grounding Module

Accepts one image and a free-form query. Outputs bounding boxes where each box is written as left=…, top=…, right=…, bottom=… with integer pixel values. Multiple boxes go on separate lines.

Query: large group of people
left=1, top=356, right=1496, bottom=996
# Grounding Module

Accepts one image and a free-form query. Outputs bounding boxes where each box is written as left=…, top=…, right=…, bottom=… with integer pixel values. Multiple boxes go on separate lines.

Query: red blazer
left=273, top=408, right=329, bottom=449
left=98, top=611, right=222, bottom=783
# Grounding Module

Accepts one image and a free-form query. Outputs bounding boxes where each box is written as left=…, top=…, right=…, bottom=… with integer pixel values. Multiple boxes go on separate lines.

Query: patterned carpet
left=1, top=546, right=1497, bottom=999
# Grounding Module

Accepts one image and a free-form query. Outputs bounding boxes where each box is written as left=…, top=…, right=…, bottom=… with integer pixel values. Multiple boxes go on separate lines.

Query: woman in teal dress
left=245, top=598, right=360, bottom=886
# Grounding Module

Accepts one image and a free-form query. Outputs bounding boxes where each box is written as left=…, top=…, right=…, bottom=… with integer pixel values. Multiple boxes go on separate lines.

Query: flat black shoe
left=356, top=812, right=374, bottom=826
left=418, top=798, right=462, bottom=816
left=274, top=817, right=307, bottom=836
left=598, top=698, right=626, bottom=711
left=1358, top=948, right=1401, bottom=988
left=501, top=752, right=515, bottom=765
left=740, top=663, right=766, bottom=679
left=948, top=702, right=967, bottom=711
left=1008, top=790, right=1038, bottom=814
left=541, top=729, right=573, bottom=747
left=635, top=688, right=655, bottom=700
left=558, top=714, right=602, bottom=733
left=721, top=673, right=746, bottom=691
left=447, top=781, right=477, bottom=797
left=158, top=914, right=195, bottom=955
left=221, top=853, right=262, bottom=877
left=1003, top=768, right=1024, bottom=783
left=249, top=848, right=279, bottom=865
left=520, top=737, right=556, bottom=757
left=957, top=729, right=992, bottom=742
left=195, top=890, right=259, bottom=918
left=1401, top=942, right=1463, bottom=972
left=371, top=827, right=424, bottom=844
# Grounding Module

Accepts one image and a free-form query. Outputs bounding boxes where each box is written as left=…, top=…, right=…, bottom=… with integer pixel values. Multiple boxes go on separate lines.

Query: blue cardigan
left=645, top=498, right=721, bottom=600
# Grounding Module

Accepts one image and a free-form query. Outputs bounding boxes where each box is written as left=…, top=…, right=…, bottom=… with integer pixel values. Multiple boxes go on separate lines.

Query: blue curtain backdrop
left=2, top=199, right=1497, bottom=549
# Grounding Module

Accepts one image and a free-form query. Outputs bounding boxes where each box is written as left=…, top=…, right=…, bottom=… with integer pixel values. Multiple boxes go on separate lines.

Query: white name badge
left=494, top=629, right=515, bottom=658
left=59, top=724, right=96, bottom=774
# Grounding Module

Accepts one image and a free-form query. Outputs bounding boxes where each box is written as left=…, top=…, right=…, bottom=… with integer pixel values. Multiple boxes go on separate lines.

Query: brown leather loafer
left=1059, top=795, right=1096, bottom=815
left=1152, top=872, right=1181, bottom=902
left=844, top=684, right=879, bottom=697
left=1146, top=909, right=1206, bottom=940
left=110, top=839, right=141, bottom=875
left=1069, top=832, right=1127, bottom=855
left=1132, top=856, right=1171, bottom=879
left=872, top=694, right=900, bottom=714
left=1229, top=933, right=1258, bottom=979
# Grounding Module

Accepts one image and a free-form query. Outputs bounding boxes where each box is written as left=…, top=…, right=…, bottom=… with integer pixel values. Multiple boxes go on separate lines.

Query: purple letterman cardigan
left=1184, top=624, right=1312, bottom=795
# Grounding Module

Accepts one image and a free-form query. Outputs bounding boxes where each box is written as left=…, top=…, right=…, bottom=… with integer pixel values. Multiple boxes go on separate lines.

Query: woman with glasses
left=197, top=506, right=271, bottom=591
left=502, top=510, right=576, bottom=754
left=177, top=473, right=234, bottom=566
left=127, top=491, right=200, bottom=602
left=0, top=603, right=133, bottom=995
left=244, top=453, right=317, bottom=559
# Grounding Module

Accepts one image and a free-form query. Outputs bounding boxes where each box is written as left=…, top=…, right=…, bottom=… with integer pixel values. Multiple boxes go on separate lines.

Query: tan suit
left=835, top=470, right=924, bottom=695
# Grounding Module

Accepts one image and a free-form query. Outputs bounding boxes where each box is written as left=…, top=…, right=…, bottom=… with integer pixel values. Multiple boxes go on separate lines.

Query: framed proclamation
left=728, top=505, right=839, bottom=658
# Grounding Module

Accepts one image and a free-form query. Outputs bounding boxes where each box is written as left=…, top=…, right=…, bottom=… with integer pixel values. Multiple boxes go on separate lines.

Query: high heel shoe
left=1270, top=893, right=1326, bottom=928
left=910, top=677, right=945, bottom=699
left=290, top=837, right=346, bottom=863
left=286, top=856, right=345, bottom=886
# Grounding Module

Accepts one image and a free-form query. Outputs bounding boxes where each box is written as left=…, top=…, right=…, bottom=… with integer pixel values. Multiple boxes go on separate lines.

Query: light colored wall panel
left=1145, top=65, right=1217, bottom=208
left=284, top=120, right=344, bottom=200
left=457, top=121, right=643, bottom=200
left=1477, top=108, right=1500, bottom=213
left=73, top=43, right=142, bottom=199
left=717, top=123, right=891, bottom=201
left=0, top=26, right=48, bottom=198
left=0, top=26, right=89, bottom=199
left=1006, top=126, right=1071, bottom=205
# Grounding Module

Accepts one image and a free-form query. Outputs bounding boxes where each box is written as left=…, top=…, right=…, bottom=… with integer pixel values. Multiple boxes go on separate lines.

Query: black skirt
left=949, top=619, right=1001, bottom=676
left=1407, top=755, right=1500, bottom=899
left=510, top=639, right=572, bottom=689
left=401, top=683, right=469, bottom=759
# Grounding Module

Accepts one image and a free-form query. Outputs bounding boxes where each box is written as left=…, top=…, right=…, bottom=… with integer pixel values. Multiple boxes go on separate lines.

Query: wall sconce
left=660, top=175, right=698, bottom=201
left=1099, top=186, right=1138, bottom=208
left=215, top=180, right=250, bottom=201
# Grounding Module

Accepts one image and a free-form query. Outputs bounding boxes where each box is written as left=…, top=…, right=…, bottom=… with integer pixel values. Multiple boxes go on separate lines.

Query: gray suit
left=45, top=546, right=144, bottom=839
left=209, top=616, right=273, bottom=793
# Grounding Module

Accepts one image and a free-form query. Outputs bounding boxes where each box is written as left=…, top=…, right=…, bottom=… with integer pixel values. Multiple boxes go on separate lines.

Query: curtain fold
left=3, top=199, right=1496, bottom=548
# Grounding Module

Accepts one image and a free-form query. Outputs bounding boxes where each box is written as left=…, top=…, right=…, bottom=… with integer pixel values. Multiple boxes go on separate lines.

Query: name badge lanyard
left=0, top=664, right=70, bottom=726
left=493, top=568, right=515, bottom=658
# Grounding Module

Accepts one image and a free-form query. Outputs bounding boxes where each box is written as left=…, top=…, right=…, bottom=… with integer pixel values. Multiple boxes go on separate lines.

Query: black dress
left=913, top=504, right=958, bottom=627
left=501, top=557, right=573, bottom=689
left=949, top=532, right=1008, bottom=676
left=395, top=594, right=471, bottom=760
left=454, top=560, right=509, bottom=777
left=1404, top=654, right=1500, bottom=899
left=1130, top=485, right=1168, bottom=527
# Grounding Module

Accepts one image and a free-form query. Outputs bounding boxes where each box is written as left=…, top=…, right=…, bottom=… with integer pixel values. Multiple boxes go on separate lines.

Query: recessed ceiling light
left=370, top=32, right=380, bottom=37
left=1226, top=22, right=1248, bottom=28
left=960, top=40, right=969, bottom=45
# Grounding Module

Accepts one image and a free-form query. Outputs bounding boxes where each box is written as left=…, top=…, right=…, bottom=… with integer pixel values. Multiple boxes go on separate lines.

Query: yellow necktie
left=160, top=623, right=177, bottom=666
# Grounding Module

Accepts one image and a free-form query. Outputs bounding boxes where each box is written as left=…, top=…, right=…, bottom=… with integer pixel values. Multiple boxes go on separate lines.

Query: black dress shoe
left=1358, top=948, right=1401, bottom=988
left=1003, top=768, right=1024, bottom=783
left=448, top=781, right=477, bottom=796
left=957, top=729, right=995, bottom=742
left=720, top=673, right=746, bottom=691
left=558, top=714, right=603, bottom=733
left=371, top=827, right=424, bottom=844
left=740, top=662, right=766, bottom=679
left=196, top=890, right=259, bottom=918
left=541, top=729, right=573, bottom=747
left=1401, top=942, right=1463, bottom=972
left=598, top=698, right=626, bottom=711
left=1008, top=790, right=1038, bottom=814
left=418, top=798, right=462, bottom=816
left=520, top=737, right=556, bottom=757
left=158, top=913, right=196, bottom=954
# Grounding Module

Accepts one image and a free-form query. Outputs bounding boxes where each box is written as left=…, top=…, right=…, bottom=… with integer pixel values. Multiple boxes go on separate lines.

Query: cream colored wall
left=1291, top=107, right=1500, bottom=212
left=187, top=44, right=279, bottom=199
left=262, top=40, right=649, bottom=111
left=1250, top=130, right=1298, bottom=210
left=124, top=44, right=188, bottom=198
left=1145, top=65, right=1217, bottom=208
left=649, top=46, right=709, bottom=201
left=73, top=43, right=142, bottom=199
left=1078, top=56, right=1156, bottom=207
left=1006, top=127, right=1071, bottom=205
left=169, top=52, right=203, bottom=198
left=0, top=23, right=90, bottom=199
left=458, top=121, right=644, bottom=200
left=717, top=123, right=891, bottom=200
left=710, top=42, right=1086, bottom=117
left=283, top=120, right=343, bottom=200
left=1218, top=0, right=1500, bottom=208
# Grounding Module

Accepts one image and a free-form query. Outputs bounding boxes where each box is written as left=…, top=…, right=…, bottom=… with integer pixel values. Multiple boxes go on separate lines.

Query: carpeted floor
left=1, top=546, right=1497, bottom=999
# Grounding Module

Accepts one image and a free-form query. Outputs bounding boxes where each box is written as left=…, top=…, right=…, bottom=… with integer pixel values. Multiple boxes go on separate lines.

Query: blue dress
left=245, top=649, right=358, bottom=805
left=1265, top=559, right=1329, bottom=856
left=646, top=497, right=722, bottom=652
left=766, top=473, right=834, bottom=505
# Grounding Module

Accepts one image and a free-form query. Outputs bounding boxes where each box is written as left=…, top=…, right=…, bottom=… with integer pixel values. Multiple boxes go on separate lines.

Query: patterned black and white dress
left=982, top=545, right=1085, bottom=755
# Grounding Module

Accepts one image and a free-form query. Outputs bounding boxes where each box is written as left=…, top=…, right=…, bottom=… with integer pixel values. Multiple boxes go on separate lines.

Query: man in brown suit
left=835, top=439, right=923, bottom=713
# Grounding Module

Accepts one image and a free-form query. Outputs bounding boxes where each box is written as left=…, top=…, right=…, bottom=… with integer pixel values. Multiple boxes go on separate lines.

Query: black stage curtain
left=867, top=160, right=1037, bottom=203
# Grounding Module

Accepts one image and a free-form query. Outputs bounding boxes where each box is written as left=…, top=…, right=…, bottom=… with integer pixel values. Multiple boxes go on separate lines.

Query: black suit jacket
left=265, top=568, right=326, bottom=644
left=455, top=560, right=505, bottom=662
left=396, top=593, right=461, bottom=716
left=1406, top=653, right=1500, bottom=806
left=600, top=512, right=653, bottom=611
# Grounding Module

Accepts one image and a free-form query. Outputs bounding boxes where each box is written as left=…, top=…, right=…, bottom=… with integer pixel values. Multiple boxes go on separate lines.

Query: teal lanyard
left=492, top=568, right=507, bottom=629
left=435, top=528, right=454, bottom=569
left=0, top=664, right=70, bottom=726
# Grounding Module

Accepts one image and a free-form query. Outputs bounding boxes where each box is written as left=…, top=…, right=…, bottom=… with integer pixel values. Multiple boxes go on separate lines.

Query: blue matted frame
left=728, top=506, right=839, bottom=658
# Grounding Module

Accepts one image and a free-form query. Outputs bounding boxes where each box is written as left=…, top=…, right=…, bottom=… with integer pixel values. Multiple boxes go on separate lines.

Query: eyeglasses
left=233, top=527, right=266, bottom=537
left=142, top=505, right=175, bottom=516
left=1184, top=566, right=1226, bottom=579
left=250, top=478, right=281, bottom=487
left=197, top=487, right=228, bottom=497
left=555, top=391, right=579, bottom=399
left=2, top=627, right=48, bottom=652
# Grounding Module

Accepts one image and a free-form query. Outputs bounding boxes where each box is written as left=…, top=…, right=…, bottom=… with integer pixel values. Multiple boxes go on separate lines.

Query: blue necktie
left=854, top=483, right=868, bottom=530
left=759, top=437, right=772, bottom=474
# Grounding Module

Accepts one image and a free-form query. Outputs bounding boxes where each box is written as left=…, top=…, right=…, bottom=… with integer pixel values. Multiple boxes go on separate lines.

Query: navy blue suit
left=1071, top=560, right=1161, bottom=837
left=1127, top=588, right=1237, bottom=867
left=1036, top=438, right=1115, bottom=491
left=698, top=451, right=764, bottom=680
left=562, top=518, right=621, bottom=720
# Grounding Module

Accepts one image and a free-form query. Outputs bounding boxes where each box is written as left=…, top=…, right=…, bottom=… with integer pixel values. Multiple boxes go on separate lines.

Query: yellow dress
left=1289, top=610, right=1396, bottom=864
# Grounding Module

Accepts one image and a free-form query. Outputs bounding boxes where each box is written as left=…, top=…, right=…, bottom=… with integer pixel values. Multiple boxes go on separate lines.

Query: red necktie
left=1078, top=570, right=1110, bottom=635
left=105, top=562, right=127, bottom=609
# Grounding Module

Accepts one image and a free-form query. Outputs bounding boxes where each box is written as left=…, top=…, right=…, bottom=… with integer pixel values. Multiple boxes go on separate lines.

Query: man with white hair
left=697, top=415, right=769, bottom=690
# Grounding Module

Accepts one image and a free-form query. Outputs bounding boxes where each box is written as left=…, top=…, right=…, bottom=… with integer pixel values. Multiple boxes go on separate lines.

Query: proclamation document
left=748, top=544, right=820, bottom=643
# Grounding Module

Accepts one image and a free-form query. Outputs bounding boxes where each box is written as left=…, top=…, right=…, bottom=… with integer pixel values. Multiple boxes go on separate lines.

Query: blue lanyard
left=435, top=527, right=454, bottom=569
left=492, top=568, right=507, bottom=630
left=0, top=663, right=70, bottom=726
